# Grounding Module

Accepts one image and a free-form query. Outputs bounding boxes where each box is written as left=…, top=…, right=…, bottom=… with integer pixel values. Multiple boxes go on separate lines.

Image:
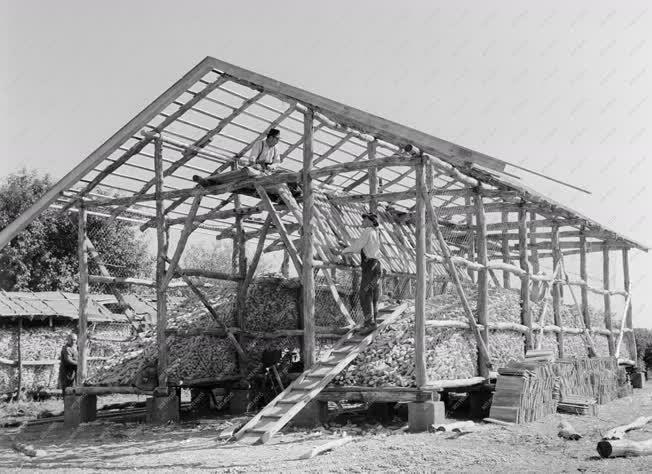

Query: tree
left=0, top=169, right=152, bottom=291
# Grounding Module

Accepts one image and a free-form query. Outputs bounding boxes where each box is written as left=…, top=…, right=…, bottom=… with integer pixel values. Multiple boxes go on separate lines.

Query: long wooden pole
left=414, top=160, right=427, bottom=387
left=154, top=138, right=169, bottom=389
left=76, top=202, right=89, bottom=385
left=302, top=108, right=316, bottom=369
left=528, top=211, right=539, bottom=299
left=425, top=163, right=435, bottom=298
left=368, top=140, right=378, bottom=213
left=622, top=248, right=637, bottom=361
left=518, top=205, right=532, bottom=351
left=474, top=190, right=490, bottom=377
left=17, top=318, right=22, bottom=399
left=465, top=194, right=475, bottom=282
left=603, top=244, right=614, bottom=355
left=551, top=223, right=564, bottom=357
left=579, top=229, right=591, bottom=331
left=501, top=212, right=511, bottom=289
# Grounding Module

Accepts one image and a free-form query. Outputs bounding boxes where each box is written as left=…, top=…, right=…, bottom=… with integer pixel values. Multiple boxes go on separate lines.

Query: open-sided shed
left=0, top=57, right=646, bottom=428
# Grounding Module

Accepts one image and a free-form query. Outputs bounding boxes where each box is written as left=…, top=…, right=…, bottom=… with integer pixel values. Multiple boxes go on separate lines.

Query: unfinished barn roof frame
left=0, top=57, right=645, bottom=427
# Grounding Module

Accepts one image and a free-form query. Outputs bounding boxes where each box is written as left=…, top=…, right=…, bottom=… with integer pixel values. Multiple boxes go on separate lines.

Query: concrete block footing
left=64, top=394, right=97, bottom=428
left=408, top=401, right=445, bottom=432
left=292, top=400, right=328, bottom=428
left=146, top=391, right=180, bottom=424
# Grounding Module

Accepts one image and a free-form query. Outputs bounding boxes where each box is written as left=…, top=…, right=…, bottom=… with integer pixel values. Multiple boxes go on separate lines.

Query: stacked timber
left=557, top=395, right=599, bottom=416
left=489, top=357, right=631, bottom=424
left=490, top=363, right=558, bottom=423
left=525, top=349, right=555, bottom=363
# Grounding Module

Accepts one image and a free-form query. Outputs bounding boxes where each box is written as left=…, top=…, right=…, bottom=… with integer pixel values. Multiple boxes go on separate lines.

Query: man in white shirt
left=339, top=212, right=382, bottom=332
left=248, top=128, right=282, bottom=171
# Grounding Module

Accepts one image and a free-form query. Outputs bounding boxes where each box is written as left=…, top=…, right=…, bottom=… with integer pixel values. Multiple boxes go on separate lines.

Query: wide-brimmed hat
left=361, top=212, right=379, bottom=227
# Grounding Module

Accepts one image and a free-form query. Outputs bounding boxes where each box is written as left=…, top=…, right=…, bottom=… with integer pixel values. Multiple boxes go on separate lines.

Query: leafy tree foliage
left=0, top=169, right=152, bottom=291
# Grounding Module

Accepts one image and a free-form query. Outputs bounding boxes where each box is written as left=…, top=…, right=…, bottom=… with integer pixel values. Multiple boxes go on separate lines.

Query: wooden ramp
left=233, top=302, right=409, bottom=444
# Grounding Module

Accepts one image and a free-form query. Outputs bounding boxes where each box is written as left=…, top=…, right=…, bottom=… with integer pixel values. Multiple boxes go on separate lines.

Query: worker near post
left=58, top=333, right=78, bottom=390
left=247, top=128, right=282, bottom=171
left=339, top=212, right=382, bottom=333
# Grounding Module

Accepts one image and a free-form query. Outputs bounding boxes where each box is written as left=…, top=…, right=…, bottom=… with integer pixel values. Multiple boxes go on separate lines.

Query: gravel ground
left=1, top=384, right=651, bottom=473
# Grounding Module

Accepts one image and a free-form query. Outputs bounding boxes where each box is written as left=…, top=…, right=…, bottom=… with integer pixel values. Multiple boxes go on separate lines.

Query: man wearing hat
left=339, top=212, right=382, bottom=333
left=247, top=128, right=282, bottom=171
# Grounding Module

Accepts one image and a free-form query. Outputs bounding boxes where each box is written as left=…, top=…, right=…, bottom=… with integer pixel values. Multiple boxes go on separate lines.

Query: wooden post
left=529, top=212, right=540, bottom=299
left=154, top=138, right=169, bottom=389
left=414, top=160, right=427, bottom=387
left=280, top=250, right=290, bottom=278
left=579, top=229, right=591, bottom=332
left=501, top=212, right=511, bottom=289
left=76, top=202, right=89, bottom=385
left=465, top=194, right=475, bottom=282
left=368, top=140, right=378, bottom=214
left=602, top=244, right=614, bottom=355
left=474, top=190, right=490, bottom=377
left=17, top=318, right=22, bottom=399
left=622, top=248, right=637, bottom=361
left=425, top=163, right=434, bottom=298
left=551, top=223, right=564, bottom=358
left=301, top=108, right=316, bottom=369
left=518, top=205, right=532, bottom=350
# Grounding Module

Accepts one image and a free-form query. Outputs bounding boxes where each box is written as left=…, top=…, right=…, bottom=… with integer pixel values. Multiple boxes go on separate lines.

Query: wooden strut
left=560, top=256, right=597, bottom=357
left=76, top=202, right=89, bottom=385
left=603, top=245, right=614, bottom=355
left=551, top=223, right=564, bottom=358
left=165, top=256, right=249, bottom=364
left=424, top=182, right=493, bottom=371
left=534, top=262, right=561, bottom=350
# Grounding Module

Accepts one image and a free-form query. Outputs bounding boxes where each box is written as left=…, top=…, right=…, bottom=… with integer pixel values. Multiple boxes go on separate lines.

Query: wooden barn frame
left=0, top=57, right=647, bottom=426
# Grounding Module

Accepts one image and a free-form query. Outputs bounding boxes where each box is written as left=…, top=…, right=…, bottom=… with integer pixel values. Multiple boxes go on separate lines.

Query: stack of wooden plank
left=557, top=394, right=599, bottom=416
left=490, top=362, right=558, bottom=423
left=489, top=357, right=631, bottom=424
left=524, top=349, right=555, bottom=363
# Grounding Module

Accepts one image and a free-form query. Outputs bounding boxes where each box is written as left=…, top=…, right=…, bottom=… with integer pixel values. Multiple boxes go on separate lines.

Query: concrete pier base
left=408, top=401, right=445, bottom=432
left=146, top=391, right=180, bottom=424
left=228, top=389, right=253, bottom=415
left=64, top=394, right=97, bottom=428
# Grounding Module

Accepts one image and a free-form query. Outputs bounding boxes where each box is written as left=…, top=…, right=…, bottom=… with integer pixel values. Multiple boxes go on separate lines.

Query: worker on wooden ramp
left=338, top=212, right=382, bottom=334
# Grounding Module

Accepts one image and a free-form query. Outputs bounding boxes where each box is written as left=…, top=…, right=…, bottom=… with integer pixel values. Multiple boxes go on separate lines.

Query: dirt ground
left=1, top=385, right=651, bottom=473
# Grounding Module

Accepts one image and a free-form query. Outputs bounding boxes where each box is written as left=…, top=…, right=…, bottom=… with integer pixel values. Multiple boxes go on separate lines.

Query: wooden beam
left=154, top=138, right=169, bottom=389
left=162, top=194, right=203, bottom=290
left=603, top=244, right=614, bottom=355
left=172, top=268, right=242, bottom=281
left=528, top=211, right=540, bottom=299
left=368, top=140, right=378, bottom=213
left=76, top=202, right=89, bottom=385
left=256, top=185, right=302, bottom=275
left=551, top=223, right=564, bottom=357
left=302, top=108, right=316, bottom=369
left=474, top=190, right=490, bottom=377
left=415, top=160, right=427, bottom=387
left=501, top=211, right=511, bottom=289
left=465, top=194, right=475, bottom=282
left=622, top=248, right=637, bottom=361
left=579, top=229, right=591, bottom=332
left=518, top=205, right=532, bottom=350
left=88, top=274, right=186, bottom=288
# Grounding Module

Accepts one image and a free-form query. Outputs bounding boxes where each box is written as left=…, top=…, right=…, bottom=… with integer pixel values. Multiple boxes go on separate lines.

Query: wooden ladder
left=232, top=302, right=409, bottom=444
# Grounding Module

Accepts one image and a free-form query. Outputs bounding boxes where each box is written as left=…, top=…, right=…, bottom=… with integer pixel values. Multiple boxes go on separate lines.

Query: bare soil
left=1, top=385, right=651, bottom=473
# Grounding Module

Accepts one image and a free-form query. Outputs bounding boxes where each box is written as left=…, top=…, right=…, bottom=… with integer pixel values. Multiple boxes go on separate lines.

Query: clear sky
left=2, top=0, right=651, bottom=328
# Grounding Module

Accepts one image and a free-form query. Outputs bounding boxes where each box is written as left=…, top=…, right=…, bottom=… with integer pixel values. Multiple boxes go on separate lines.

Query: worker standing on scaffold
left=339, top=212, right=382, bottom=334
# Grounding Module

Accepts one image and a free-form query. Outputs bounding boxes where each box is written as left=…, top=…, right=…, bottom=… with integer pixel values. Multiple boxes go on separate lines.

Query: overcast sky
left=2, top=1, right=650, bottom=328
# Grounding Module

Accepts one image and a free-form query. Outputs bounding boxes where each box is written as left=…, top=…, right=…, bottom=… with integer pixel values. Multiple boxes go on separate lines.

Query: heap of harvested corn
left=91, top=276, right=349, bottom=386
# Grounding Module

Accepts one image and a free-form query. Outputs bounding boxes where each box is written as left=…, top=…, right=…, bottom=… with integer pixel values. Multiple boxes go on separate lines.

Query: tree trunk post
left=622, top=248, right=636, bottom=361
left=301, top=108, right=316, bottom=369
left=414, top=159, right=427, bottom=387
left=551, top=223, right=564, bottom=358
left=603, top=244, right=614, bottom=356
left=77, top=201, right=89, bottom=385
left=474, top=190, right=490, bottom=377
left=518, top=204, right=532, bottom=351
left=154, top=138, right=169, bottom=389
left=501, top=211, right=511, bottom=289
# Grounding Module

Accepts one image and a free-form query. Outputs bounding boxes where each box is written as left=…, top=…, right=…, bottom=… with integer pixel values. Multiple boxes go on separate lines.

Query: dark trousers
left=360, top=258, right=382, bottom=323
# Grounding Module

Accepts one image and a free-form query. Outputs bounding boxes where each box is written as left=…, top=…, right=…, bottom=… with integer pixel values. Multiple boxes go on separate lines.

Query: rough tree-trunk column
left=622, top=248, right=636, bottom=361
left=603, top=245, right=614, bottom=356
left=528, top=211, right=539, bottom=299
left=301, top=108, right=315, bottom=369
left=551, top=223, right=564, bottom=358
left=474, top=190, right=490, bottom=377
left=77, top=201, right=89, bottom=385
left=425, top=163, right=434, bottom=298
left=414, top=159, right=427, bottom=387
left=579, top=228, right=591, bottom=334
left=518, top=205, right=532, bottom=351
left=154, top=138, right=169, bottom=388
left=501, top=211, right=510, bottom=289
left=465, top=194, right=475, bottom=282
